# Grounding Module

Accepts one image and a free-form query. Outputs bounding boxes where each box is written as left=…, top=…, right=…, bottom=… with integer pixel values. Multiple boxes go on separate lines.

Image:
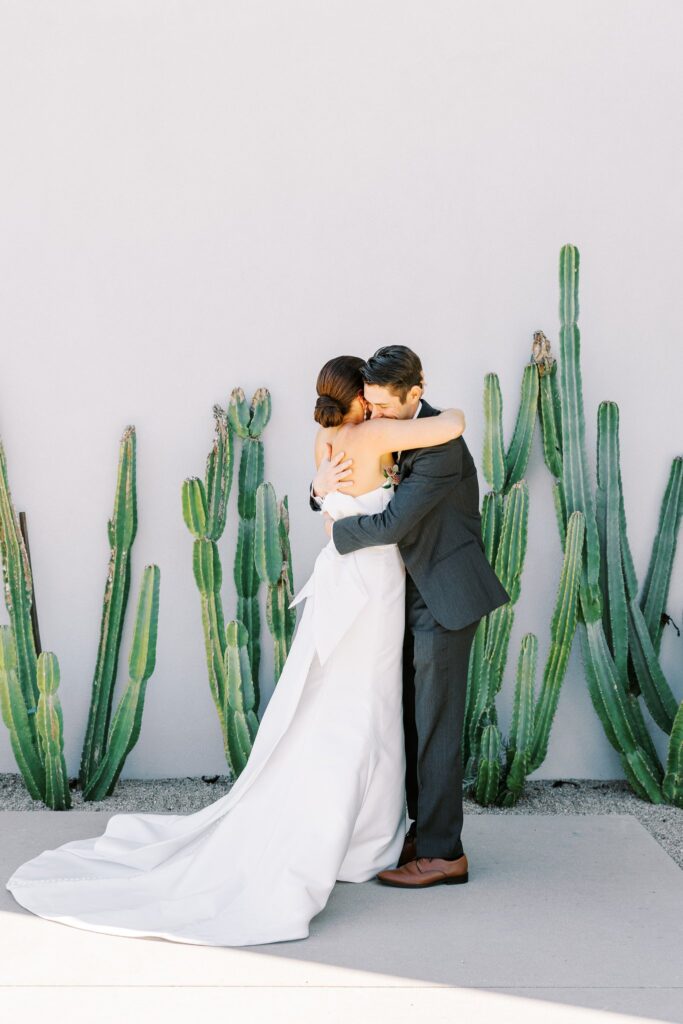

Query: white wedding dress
left=6, top=485, right=409, bottom=947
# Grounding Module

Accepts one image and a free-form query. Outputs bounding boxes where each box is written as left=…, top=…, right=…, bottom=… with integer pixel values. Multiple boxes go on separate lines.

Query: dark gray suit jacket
left=329, top=399, right=511, bottom=631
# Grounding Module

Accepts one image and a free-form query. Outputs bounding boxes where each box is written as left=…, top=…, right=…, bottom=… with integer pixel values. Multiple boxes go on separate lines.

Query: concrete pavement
left=1, top=812, right=681, bottom=1022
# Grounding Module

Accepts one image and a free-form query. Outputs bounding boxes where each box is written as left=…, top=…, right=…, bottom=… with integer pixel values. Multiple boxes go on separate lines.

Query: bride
left=6, top=355, right=465, bottom=947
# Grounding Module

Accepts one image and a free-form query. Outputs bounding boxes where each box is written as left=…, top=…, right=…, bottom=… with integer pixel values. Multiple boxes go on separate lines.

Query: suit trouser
left=402, top=572, right=480, bottom=860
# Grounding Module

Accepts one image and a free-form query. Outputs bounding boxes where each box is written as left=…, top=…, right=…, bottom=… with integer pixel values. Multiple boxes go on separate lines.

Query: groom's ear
left=326, top=442, right=333, bottom=461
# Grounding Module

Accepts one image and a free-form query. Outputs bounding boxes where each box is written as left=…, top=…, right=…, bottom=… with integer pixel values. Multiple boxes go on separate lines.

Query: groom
left=310, top=345, right=510, bottom=888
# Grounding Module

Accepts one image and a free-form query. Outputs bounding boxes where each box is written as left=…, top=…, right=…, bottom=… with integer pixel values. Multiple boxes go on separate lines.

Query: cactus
left=475, top=723, right=502, bottom=806
left=254, top=483, right=296, bottom=682
left=36, top=653, right=70, bottom=810
left=224, top=620, right=259, bottom=776
left=465, top=362, right=537, bottom=792
left=527, top=510, right=585, bottom=771
left=0, top=425, right=159, bottom=807
left=229, top=387, right=271, bottom=702
left=0, top=626, right=45, bottom=800
left=83, top=564, right=160, bottom=801
left=182, top=405, right=243, bottom=775
left=537, top=243, right=682, bottom=806
left=501, top=633, right=537, bottom=806
left=79, top=426, right=138, bottom=787
left=640, top=457, right=683, bottom=654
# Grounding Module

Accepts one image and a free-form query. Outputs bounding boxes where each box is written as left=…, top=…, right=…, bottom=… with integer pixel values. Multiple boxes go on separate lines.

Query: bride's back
left=315, top=423, right=392, bottom=497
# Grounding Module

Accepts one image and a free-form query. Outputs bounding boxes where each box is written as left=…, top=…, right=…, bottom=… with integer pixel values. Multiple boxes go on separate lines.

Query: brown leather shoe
left=377, top=854, right=469, bottom=888
left=397, top=828, right=417, bottom=868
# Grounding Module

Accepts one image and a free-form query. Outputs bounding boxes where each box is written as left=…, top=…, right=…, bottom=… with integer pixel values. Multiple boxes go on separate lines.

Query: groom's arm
left=332, top=439, right=463, bottom=553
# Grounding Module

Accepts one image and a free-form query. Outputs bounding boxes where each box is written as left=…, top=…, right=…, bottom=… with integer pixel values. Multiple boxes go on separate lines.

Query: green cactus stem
left=229, top=387, right=271, bottom=703
left=224, top=620, right=259, bottom=777
left=640, top=456, right=683, bottom=653
left=182, top=405, right=234, bottom=769
left=255, top=484, right=296, bottom=682
left=83, top=564, right=160, bottom=801
left=80, top=426, right=138, bottom=788
left=0, top=625, right=45, bottom=800
left=475, top=723, right=502, bottom=806
left=36, top=653, right=70, bottom=810
left=501, top=633, right=537, bottom=806
left=528, top=510, right=585, bottom=771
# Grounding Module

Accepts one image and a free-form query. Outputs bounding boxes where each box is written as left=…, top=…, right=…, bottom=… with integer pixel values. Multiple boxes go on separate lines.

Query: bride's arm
left=355, top=408, right=465, bottom=455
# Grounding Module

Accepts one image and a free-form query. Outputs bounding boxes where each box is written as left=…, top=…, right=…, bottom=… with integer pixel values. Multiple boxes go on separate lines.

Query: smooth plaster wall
left=0, top=0, right=681, bottom=779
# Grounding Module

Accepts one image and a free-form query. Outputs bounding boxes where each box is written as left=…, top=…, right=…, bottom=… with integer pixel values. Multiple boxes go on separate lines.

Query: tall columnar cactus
left=229, top=387, right=271, bottom=702
left=0, top=426, right=160, bottom=807
left=224, top=620, right=259, bottom=777
left=538, top=243, right=682, bottom=806
left=254, top=483, right=296, bottom=683
left=465, top=348, right=587, bottom=806
left=80, top=427, right=138, bottom=787
left=36, top=653, right=70, bottom=810
left=464, top=363, right=537, bottom=787
left=83, top=564, right=160, bottom=801
left=182, top=405, right=243, bottom=774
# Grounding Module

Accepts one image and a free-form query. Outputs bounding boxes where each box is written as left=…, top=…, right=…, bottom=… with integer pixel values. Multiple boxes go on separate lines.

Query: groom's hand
left=312, top=443, right=354, bottom=498
left=323, top=512, right=334, bottom=538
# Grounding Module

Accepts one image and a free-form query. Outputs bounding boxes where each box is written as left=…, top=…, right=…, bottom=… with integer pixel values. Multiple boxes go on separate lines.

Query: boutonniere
left=382, top=462, right=400, bottom=488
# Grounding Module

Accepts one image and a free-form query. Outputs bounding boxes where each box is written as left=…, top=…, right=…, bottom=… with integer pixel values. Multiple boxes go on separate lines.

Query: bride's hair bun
left=314, top=355, right=366, bottom=428
left=314, top=394, right=345, bottom=428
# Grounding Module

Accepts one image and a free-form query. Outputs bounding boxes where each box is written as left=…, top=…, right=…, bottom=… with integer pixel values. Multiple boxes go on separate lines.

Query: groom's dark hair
left=361, top=345, right=424, bottom=403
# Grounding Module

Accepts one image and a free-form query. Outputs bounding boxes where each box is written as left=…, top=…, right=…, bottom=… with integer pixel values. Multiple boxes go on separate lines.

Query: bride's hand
left=313, top=443, right=355, bottom=497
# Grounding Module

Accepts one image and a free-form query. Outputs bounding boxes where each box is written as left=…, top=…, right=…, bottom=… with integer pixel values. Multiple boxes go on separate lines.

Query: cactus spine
left=254, top=483, right=296, bottom=682
left=229, top=388, right=271, bottom=702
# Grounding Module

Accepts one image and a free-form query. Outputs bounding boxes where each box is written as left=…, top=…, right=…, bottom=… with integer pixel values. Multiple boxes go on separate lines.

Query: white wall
left=0, top=0, right=681, bottom=779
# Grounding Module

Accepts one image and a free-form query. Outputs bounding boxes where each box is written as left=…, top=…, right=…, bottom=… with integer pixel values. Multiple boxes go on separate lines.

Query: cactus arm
left=36, top=653, right=71, bottom=810
left=0, top=439, right=39, bottom=710
left=502, top=633, right=537, bottom=803
left=204, top=406, right=234, bottom=541
left=254, top=483, right=283, bottom=586
left=626, top=603, right=678, bottom=734
left=528, top=511, right=585, bottom=771
left=83, top=565, right=160, bottom=801
left=538, top=358, right=564, bottom=478
left=224, top=620, right=258, bottom=777
left=558, top=245, right=602, bottom=620
left=0, top=626, right=45, bottom=800
left=596, top=402, right=629, bottom=682
left=80, top=427, right=137, bottom=787
left=640, top=456, right=683, bottom=651
left=663, top=701, right=683, bottom=807
left=482, top=374, right=506, bottom=492
left=475, top=723, right=501, bottom=806
left=504, top=363, right=539, bottom=488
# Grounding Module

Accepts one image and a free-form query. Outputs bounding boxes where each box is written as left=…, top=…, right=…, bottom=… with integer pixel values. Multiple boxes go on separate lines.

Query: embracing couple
left=6, top=345, right=510, bottom=948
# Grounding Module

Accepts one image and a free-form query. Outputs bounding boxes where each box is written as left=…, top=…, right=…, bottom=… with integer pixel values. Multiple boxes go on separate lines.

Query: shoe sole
left=378, top=872, right=469, bottom=888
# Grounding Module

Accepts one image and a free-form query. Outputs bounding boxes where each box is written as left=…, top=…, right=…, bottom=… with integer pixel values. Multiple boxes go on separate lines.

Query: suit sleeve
left=332, top=440, right=463, bottom=553
left=309, top=483, right=323, bottom=512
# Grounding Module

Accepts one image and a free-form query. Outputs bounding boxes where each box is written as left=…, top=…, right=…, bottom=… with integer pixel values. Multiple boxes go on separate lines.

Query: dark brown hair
left=314, top=355, right=366, bottom=428
left=361, top=345, right=424, bottom=402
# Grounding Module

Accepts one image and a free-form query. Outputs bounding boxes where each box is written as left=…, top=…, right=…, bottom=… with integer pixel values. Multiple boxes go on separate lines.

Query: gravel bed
left=1, top=773, right=681, bottom=869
